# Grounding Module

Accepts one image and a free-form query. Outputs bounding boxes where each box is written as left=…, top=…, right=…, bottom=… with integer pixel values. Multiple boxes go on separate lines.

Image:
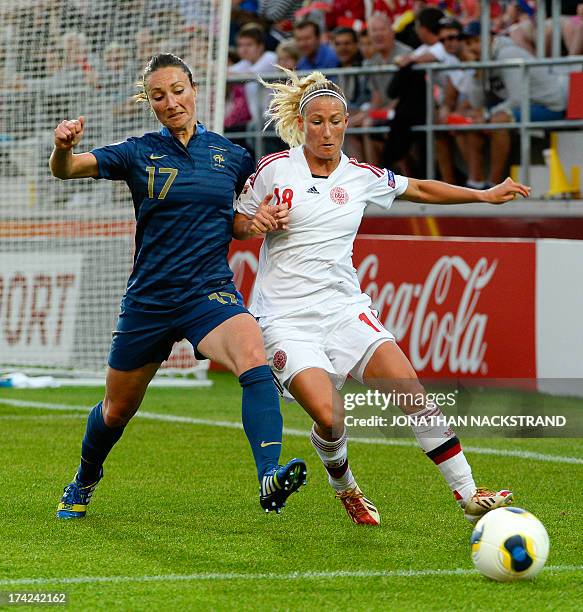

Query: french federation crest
left=210, top=150, right=226, bottom=169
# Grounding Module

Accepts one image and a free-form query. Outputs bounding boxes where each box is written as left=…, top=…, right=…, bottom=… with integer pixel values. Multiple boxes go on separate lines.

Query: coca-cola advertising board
left=228, top=236, right=537, bottom=379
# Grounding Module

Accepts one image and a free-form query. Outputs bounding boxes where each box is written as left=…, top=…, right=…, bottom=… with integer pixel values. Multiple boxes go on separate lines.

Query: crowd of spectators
left=227, top=0, right=583, bottom=184
left=0, top=0, right=581, bottom=186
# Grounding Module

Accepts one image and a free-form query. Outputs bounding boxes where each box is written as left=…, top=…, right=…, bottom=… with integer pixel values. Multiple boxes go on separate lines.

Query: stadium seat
left=566, top=72, right=583, bottom=119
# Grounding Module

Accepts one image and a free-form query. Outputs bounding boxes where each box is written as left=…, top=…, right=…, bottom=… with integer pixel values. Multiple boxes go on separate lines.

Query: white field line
left=0, top=414, right=79, bottom=421
left=0, top=565, right=582, bottom=587
left=1, top=398, right=583, bottom=466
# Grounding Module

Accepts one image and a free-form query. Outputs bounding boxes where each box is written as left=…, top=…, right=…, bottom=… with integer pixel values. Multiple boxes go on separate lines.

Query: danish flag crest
left=330, top=186, right=349, bottom=205
left=273, top=350, right=287, bottom=371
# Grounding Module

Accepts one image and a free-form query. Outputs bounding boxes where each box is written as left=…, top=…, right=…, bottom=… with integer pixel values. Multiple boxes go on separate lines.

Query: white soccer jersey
left=235, top=146, right=408, bottom=317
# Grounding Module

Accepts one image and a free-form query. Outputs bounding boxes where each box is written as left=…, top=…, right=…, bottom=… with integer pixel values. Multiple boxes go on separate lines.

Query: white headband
left=299, top=89, right=347, bottom=114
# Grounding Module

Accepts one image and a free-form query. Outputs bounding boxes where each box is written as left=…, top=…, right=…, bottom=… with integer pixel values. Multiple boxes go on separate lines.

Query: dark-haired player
left=50, top=53, right=306, bottom=519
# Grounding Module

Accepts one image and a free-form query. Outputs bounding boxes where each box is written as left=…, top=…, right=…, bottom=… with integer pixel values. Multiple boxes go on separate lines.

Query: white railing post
left=536, top=2, right=546, bottom=58
left=425, top=66, right=435, bottom=179
left=519, top=63, right=531, bottom=185
left=552, top=0, right=562, bottom=58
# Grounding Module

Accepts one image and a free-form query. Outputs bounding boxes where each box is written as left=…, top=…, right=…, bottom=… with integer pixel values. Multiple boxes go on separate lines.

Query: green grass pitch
left=1, top=373, right=582, bottom=610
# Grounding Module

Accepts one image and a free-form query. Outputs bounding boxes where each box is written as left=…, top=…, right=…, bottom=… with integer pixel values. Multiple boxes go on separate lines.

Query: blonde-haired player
left=234, top=68, right=527, bottom=525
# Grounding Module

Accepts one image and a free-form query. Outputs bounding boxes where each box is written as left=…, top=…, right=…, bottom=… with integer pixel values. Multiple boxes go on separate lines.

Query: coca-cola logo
left=230, top=247, right=499, bottom=375
left=358, top=255, right=497, bottom=374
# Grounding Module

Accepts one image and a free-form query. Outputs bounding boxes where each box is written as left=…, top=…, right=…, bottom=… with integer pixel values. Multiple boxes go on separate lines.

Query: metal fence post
left=255, top=91, right=264, bottom=159
left=520, top=63, right=531, bottom=185
left=552, top=0, right=562, bottom=58
left=425, top=66, right=435, bottom=179
left=480, top=3, right=490, bottom=61
left=536, top=2, right=546, bottom=58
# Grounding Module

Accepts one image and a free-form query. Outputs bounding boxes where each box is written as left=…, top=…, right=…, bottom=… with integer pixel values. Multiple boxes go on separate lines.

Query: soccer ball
left=470, top=507, right=550, bottom=581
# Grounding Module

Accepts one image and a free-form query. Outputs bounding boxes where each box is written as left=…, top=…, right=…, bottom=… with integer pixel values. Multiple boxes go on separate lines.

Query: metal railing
left=226, top=55, right=583, bottom=184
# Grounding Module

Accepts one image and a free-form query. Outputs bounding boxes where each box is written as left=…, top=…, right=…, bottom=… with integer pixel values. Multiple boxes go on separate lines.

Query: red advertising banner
left=228, top=236, right=537, bottom=379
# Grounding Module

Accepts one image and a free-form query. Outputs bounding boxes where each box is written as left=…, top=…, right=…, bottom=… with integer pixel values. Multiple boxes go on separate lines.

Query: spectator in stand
left=361, top=11, right=413, bottom=167
left=394, top=6, right=451, bottom=68
left=499, top=1, right=537, bottom=55
left=0, top=44, right=25, bottom=91
left=276, top=39, right=300, bottom=71
left=332, top=27, right=369, bottom=158
left=101, top=43, right=133, bottom=98
left=332, top=27, right=367, bottom=108
left=230, top=26, right=278, bottom=127
left=230, top=0, right=270, bottom=48
left=374, top=0, right=415, bottom=22
left=325, top=0, right=368, bottom=32
left=101, top=42, right=141, bottom=139
left=294, top=20, right=340, bottom=71
left=224, top=50, right=253, bottom=143
left=363, top=13, right=413, bottom=116
left=358, top=29, right=375, bottom=60
left=544, top=0, right=583, bottom=56
left=461, top=0, right=505, bottom=24
left=433, top=17, right=475, bottom=184
left=403, top=8, right=466, bottom=168
left=60, top=31, right=99, bottom=88
left=381, top=6, right=452, bottom=176
left=325, top=0, right=414, bottom=32
left=257, top=0, right=305, bottom=23
left=133, top=28, right=158, bottom=75
left=463, top=22, right=567, bottom=185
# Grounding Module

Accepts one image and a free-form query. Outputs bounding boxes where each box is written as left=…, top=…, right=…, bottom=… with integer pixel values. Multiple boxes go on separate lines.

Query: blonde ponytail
left=259, top=67, right=347, bottom=147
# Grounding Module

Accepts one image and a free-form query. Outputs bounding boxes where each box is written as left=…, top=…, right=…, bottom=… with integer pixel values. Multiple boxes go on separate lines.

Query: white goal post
left=0, top=0, right=231, bottom=385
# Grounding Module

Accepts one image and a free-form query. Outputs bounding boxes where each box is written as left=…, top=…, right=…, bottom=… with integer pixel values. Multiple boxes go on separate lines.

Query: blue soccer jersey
left=91, top=124, right=254, bottom=306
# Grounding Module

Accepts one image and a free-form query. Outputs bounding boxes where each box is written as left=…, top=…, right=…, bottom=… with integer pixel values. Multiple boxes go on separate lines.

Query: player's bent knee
left=102, top=397, right=140, bottom=427
left=392, top=379, right=427, bottom=412
left=312, top=401, right=345, bottom=436
left=235, top=344, right=268, bottom=374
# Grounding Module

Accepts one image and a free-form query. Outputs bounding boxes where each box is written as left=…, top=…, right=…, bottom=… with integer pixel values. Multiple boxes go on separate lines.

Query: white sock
left=466, top=179, right=486, bottom=189
left=408, top=406, right=476, bottom=504
left=310, top=425, right=356, bottom=492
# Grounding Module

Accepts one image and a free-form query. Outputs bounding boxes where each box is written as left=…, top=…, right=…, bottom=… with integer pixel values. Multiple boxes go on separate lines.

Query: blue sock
left=239, top=365, right=283, bottom=480
left=76, top=402, right=125, bottom=485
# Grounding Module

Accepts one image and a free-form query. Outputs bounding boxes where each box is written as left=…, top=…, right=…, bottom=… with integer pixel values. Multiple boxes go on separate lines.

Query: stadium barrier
left=226, top=55, right=583, bottom=184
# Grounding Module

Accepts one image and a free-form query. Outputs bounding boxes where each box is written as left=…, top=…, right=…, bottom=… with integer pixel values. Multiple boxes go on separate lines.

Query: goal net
left=0, top=0, right=229, bottom=384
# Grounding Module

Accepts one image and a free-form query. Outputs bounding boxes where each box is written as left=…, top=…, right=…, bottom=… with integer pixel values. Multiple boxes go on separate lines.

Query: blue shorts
left=511, top=105, right=565, bottom=122
left=108, top=284, right=248, bottom=371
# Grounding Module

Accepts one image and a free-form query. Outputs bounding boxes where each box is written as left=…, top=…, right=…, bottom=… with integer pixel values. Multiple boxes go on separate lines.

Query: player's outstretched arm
left=49, top=116, right=99, bottom=179
left=400, top=176, right=530, bottom=205
left=233, top=194, right=289, bottom=240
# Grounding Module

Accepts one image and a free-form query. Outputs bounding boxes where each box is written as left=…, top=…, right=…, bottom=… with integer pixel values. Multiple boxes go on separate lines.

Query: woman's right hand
left=54, top=116, right=85, bottom=150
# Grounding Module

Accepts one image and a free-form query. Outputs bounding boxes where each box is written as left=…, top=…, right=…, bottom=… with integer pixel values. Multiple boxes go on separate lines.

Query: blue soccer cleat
left=56, top=470, right=102, bottom=519
left=260, top=458, right=307, bottom=514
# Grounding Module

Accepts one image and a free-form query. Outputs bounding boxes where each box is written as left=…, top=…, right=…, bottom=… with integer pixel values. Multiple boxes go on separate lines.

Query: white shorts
left=258, top=297, right=395, bottom=395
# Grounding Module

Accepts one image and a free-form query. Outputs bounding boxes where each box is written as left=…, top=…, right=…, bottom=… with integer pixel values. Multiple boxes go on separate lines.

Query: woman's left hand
left=272, top=203, right=290, bottom=231
left=482, top=177, right=531, bottom=204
